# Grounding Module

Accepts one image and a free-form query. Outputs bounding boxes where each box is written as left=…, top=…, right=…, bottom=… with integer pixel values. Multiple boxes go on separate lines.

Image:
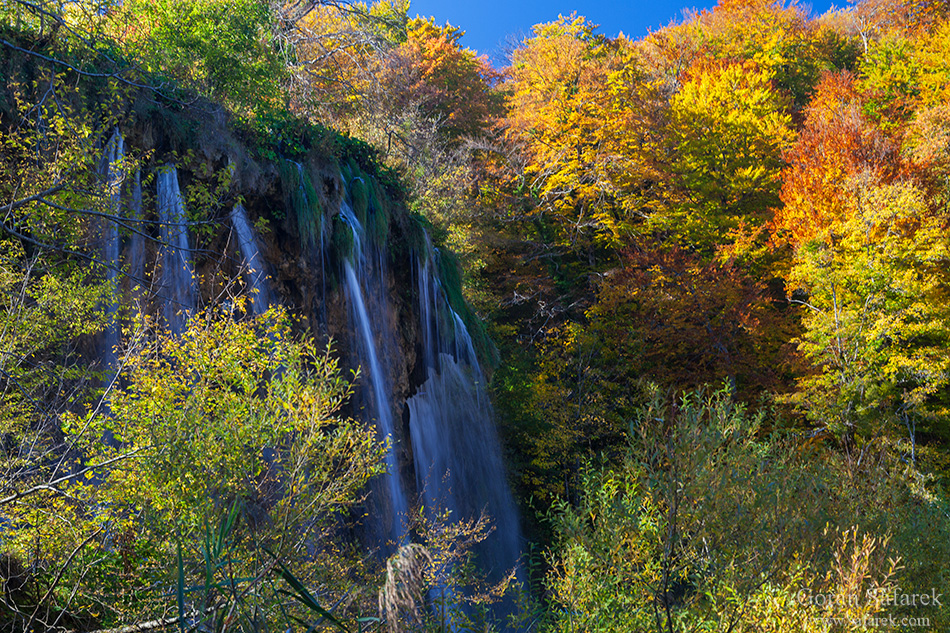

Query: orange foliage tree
left=378, top=18, right=500, bottom=141
left=291, top=0, right=409, bottom=121
left=774, top=71, right=899, bottom=247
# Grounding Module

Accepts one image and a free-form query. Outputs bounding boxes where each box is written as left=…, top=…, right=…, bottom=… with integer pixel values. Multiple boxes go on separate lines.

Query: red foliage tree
left=588, top=243, right=803, bottom=401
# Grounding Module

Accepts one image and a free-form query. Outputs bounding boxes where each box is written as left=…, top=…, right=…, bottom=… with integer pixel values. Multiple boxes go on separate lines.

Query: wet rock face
left=110, top=107, right=425, bottom=399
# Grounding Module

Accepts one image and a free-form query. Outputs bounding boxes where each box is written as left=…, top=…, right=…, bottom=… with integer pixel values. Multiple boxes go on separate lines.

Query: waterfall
left=127, top=169, right=146, bottom=310
left=339, top=198, right=410, bottom=546
left=229, top=203, right=273, bottom=315
left=157, top=165, right=196, bottom=334
left=408, top=253, right=523, bottom=588
left=344, top=262, right=409, bottom=543
left=335, top=173, right=524, bottom=611
left=98, top=129, right=123, bottom=369
left=97, top=148, right=522, bottom=624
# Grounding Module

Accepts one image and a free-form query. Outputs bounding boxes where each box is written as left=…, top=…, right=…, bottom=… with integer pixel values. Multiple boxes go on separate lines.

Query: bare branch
left=0, top=447, right=146, bottom=507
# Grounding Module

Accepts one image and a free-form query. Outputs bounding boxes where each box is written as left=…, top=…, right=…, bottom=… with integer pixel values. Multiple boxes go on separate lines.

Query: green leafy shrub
left=2, top=308, right=386, bottom=630
left=545, top=386, right=950, bottom=632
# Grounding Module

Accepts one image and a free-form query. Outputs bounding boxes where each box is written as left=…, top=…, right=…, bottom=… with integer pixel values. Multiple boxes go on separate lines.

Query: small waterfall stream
left=344, top=261, right=410, bottom=543
left=99, top=130, right=124, bottom=368
left=332, top=170, right=523, bottom=619
left=156, top=165, right=196, bottom=334
left=127, top=169, right=146, bottom=310
left=229, top=203, right=273, bottom=315
left=408, top=253, right=523, bottom=587
left=339, top=199, right=410, bottom=545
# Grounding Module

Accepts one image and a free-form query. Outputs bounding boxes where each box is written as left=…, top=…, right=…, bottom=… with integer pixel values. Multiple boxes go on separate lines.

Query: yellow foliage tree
left=660, top=59, right=794, bottom=255
left=786, top=179, right=950, bottom=441
left=504, top=15, right=663, bottom=249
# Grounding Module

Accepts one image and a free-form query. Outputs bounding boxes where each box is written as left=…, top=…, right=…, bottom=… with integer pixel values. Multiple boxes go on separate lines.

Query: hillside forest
left=1, top=0, right=950, bottom=631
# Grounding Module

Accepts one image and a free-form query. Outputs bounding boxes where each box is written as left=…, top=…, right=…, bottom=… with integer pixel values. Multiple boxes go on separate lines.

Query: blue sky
left=407, top=0, right=841, bottom=65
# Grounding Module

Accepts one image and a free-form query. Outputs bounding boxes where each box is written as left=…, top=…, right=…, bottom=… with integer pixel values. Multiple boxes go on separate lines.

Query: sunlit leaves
left=383, top=17, right=499, bottom=141
left=914, top=18, right=950, bottom=107
left=660, top=60, right=793, bottom=253
left=85, top=308, right=384, bottom=542
left=114, top=0, right=286, bottom=113
left=858, top=34, right=921, bottom=127
left=775, top=70, right=899, bottom=247
left=787, top=179, right=950, bottom=437
left=700, top=0, right=833, bottom=105
left=503, top=15, right=662, bottom=248
left=503, top=14, right=609, bottom=228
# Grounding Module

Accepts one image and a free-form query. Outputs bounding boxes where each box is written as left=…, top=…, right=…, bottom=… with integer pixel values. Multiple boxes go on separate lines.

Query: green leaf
left=264, top=548, right=350, bottom=633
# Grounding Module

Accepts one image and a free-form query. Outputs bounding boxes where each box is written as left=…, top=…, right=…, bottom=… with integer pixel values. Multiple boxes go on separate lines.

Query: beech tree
left=697, top=0, right=831, bottom=104
left=774, top=70, right=899, bottom=247
left=660, top=59, right=793, bottom=255
left=786, top=179, right=950, bottom=441
left=503, top=16, right=665, bottom=250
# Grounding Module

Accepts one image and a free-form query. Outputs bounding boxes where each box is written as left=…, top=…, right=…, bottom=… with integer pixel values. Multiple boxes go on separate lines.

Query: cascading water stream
left=335, top=184, right=524, bottom=623
left=344, top=262, right=409, bottom=543
left=229, top=203, right=273, bottom=315
left=408, top=251, right=523, bottom=589
left=99, top=130, right=124, bottom=369
left=127, top=169, right=146, bottom=310
left=339, top=199, right=410, bottom=545
left=157, top=165, right=197, bottom=334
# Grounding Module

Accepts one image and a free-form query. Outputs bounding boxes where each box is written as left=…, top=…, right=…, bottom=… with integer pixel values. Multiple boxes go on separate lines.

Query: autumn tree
left=774, top=70, right=899, bottom=247
left=503, top=15, right=664, bottom=251
left=373, top=17, right=500, bottom=142
left=659, top=59, right=794, bottom=256
left=913, top=17, right=950, bottom=107
left=2, top=309, right=386, bottom=630
left=785, top=179, right=950, bottom=443
left=700, top=0, right=848, bottom=105
left=291, top=0, right=410, bottom=122
left=846, top=0, right=950, bottom=49
left=854, top=11, right=950, bottom=132
left=359, top=16, right=500, bottom=238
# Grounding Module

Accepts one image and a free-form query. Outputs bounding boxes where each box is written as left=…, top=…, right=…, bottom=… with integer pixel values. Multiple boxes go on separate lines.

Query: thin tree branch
left=27, top=526, right=104, bottom=631
left=0, top=447, right=146, bottom=506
